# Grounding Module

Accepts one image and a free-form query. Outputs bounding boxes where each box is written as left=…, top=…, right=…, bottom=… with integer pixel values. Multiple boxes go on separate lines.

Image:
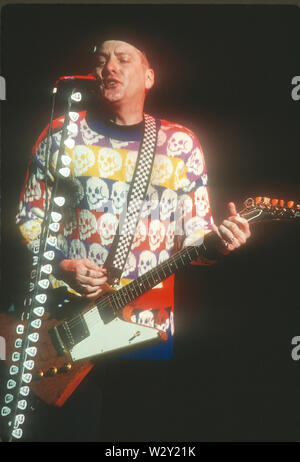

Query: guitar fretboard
left=96, top=243, right=201, bottom=314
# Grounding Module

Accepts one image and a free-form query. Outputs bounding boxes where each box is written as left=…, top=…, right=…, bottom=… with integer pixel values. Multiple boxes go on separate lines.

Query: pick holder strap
left=103, top=114, right=158, bottom=284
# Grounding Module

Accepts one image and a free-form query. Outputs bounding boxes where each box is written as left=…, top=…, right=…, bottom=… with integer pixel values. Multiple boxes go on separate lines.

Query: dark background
left=1, top=4, right=300, bottom=441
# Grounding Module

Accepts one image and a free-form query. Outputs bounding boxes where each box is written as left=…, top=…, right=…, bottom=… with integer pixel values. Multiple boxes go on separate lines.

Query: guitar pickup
left=49, top=315, right=90, bottom=353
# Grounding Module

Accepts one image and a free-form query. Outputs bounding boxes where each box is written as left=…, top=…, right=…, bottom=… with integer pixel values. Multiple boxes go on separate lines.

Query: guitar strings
left=65, top=245, right=197, bottom=331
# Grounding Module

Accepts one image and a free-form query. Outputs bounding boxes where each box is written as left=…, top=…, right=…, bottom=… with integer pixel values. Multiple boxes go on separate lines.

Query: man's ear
left=145, top=68, right=155, bottom=90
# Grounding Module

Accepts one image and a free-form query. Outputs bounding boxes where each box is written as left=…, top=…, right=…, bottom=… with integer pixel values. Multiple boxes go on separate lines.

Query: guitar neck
left=95, top=238, right=208, bottom=315
left=94, top=197, right=300, bottom=315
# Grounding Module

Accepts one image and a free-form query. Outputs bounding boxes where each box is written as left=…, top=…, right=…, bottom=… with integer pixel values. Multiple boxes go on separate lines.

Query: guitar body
left=0, top=302, right=166, bottom=406
left=1, top=197, right=299, bottom=441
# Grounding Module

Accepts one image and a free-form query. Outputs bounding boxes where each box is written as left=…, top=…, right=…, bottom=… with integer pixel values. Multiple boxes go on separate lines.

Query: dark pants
left=20, top=358, right=181, bottom=442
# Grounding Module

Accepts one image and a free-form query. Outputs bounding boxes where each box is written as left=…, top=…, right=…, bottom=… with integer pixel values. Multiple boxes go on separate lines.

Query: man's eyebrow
left=97, top=51, right=133, bottom=59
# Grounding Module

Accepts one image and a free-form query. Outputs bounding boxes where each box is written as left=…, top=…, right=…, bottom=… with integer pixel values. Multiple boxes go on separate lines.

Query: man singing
left=16, top=37, right=250, bottom=441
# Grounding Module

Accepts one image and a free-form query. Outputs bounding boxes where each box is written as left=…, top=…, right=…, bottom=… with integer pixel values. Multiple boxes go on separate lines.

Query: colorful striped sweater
left=16, top=111, right=214, bottom=358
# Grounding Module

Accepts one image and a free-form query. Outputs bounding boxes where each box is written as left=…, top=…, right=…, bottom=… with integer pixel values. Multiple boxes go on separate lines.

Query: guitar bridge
left=49, top=314, right=90, bottom=353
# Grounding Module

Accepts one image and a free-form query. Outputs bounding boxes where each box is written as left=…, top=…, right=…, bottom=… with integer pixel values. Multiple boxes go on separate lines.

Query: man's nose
left=103, top=57, right=119, bottom=75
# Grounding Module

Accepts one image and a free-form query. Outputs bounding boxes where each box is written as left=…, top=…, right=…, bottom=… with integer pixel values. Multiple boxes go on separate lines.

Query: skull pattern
left=156, top=308, right=170, bottom=332
left=151, top=155, right=173, bottom=185
left=166, top=222, right=176, bottom=250
left=69, top=239, right=87, bottom=260
left=110, top=138, right=129, bottom=149
left=24, top=176, right=42, bottom=203
left=136, top=309, right=155, bottom=327
left=111, top=181, right=129, bottom=215
left=138, top=250, right=157, bottom=276
left=158, top=249, right=170, bottom=264
left=186, top=147, right=204, bottom=176
left=97, top=213, right=118, bottom=246
left=160, top=189, right=177, bottom=221
left=167, top=131, right=193, bottom=157
left=88, top=243, right=108, bottom=267
left=98, top=148, right=122, bottom=178
left=195, top=186, right=209, bottom=217
left=73, top=146, right=95, bottom=176
left=122, top=252, right=136, bottom=278
left=80, top=119, right=105, bottom=145
left=149, top=219, right=166, bottom=251
left=86, top=177, right=109, bottom=210
left=20, top=220, right=41, bottom=242
left=132, top=220, right=147, bottom=249
left=125, top=151, right=137, bottom=182
left=141, top=185, right=159, bottom=218
left=79, top=210, right=97, bottom=240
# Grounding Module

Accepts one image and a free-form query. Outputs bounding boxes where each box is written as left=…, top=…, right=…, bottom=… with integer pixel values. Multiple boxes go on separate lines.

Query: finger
left=222, top=219, right=247, bottom=244
left=85, top=288, right=103, bottom=300
left=218, top=224, right=236, bottom=244
left=227, top=202, right=237, bottom=216
left=84, top=268, right=107, bottom=279
left=230, top=215, right=251, bottom=238
left=78, top=274, right=108, bottom=287
left=83, top=258, right=107, bottom=273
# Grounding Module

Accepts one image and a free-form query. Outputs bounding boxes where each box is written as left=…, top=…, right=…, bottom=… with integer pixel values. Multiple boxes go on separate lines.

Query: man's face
left=94, top=40, right=154, bottom=108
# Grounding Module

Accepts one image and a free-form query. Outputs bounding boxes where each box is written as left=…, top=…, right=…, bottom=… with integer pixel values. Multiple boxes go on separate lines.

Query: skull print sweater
left=16, top=110, right=214, bottom=359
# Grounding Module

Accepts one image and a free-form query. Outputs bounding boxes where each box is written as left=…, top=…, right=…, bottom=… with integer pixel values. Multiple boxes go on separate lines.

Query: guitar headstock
left=239, top=196, right=300, bottom=223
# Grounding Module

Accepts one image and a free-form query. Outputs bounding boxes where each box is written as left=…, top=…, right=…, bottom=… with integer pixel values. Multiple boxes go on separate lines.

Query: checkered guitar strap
left=103, top=113, right=158, bottom=284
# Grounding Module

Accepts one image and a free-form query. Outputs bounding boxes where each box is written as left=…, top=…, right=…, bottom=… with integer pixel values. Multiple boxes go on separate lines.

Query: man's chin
left=102, top=89, right=123, bottom=104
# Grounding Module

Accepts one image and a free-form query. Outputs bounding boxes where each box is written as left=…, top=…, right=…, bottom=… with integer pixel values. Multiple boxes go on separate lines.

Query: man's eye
left=97, top=61, right=106, bottom=67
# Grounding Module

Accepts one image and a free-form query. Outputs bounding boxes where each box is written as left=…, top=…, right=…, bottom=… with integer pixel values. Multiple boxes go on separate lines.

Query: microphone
left=55, top=73, right=98, bottom=86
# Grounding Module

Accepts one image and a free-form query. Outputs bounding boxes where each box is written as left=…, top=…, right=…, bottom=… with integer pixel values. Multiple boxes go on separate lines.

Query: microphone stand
left=2, top=82, right=84, bottom=442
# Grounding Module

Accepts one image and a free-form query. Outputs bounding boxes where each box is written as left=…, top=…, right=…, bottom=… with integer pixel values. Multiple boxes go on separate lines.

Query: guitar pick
left=44, top=251, right=55, bottom=261
left=7, top=379, right=16, bottom=389
left=69, top=111, right=79, bottom=122
left=12, top=352, right=20, bottom=362
left=38, top=279, right=50, bottom=290
left=28, top=333, right=39, bottom=343
left=61, top=155, right=71, bottom=166
left=15, top=338, right=22, bottom=348
left=33, top=307, right=44, bottom=317
left=41, top=264, right=52, bottom=274
left=71, top=91, right=82, bottom=102
left=20, top=386, right=29, bottom=396
left=53, top=196, right=65, bottom=207
left=49, top=223, right=60, bottom=233
left=26, top=347, right=37, bottom=357
left=22, top=373, right=32, bottom=384
left=64, top=138, right=75, bottom=149
left=59, top=167, right=71, bottom=178
left=31, top=319, right=42, bottom=329
left=12, top=428, right=23, bottom=439
left=35, top=294, right=47, bottom=304
left=1, top=406, right=11, bottom=416
left=9, top=365, right=19, bottom=375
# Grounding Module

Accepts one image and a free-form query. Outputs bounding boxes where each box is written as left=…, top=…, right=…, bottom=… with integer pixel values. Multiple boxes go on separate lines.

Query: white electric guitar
left=0, top=196, right=299, bottom=415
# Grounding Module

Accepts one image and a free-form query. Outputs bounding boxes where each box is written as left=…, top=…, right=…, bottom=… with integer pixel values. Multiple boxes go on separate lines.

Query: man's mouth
left=103, top=78, right=121, bottom=89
